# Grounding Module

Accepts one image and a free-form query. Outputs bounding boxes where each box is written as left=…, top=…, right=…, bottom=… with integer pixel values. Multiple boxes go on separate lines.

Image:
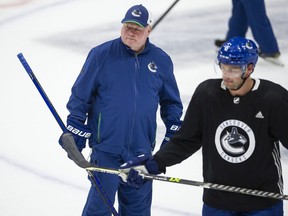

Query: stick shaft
left=17, top=53, right=66, bottom=131
left=86, top=166, right=288, bottom=201
left=153, top=0, right=180, bottom=29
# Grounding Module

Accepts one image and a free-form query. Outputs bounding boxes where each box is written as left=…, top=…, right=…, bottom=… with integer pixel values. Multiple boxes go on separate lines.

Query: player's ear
left=246, top=63, right=255, bottom=77
left=147, top=25, right=152, bottom=34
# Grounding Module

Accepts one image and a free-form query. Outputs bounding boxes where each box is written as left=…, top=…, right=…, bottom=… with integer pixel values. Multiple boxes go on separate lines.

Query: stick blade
left=61, top=133, right=93, bottom=168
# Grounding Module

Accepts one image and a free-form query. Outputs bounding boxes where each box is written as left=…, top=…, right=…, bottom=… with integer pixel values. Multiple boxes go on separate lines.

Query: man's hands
left=59, top=118, right=91, bottom=152
left=161, top=121, right=182, bottom=148
left=119, top=155, right=160, bottom=188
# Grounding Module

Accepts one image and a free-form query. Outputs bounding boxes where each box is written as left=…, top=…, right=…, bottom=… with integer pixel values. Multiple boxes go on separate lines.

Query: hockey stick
left=153, top=0, right=180, bottom=30
left=17, top=53, right=119, bottom=216
left=88, top=167, right=288, bottom=201
left=59, top=133, right=288, bottom=201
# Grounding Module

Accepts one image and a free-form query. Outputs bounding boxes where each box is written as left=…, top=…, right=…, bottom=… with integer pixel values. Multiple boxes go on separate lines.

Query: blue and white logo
left=148, top=62, right=157, bottom=73
left=215, top=119, right=255, bottom=163
left=132, top=9, right=141, bottom=17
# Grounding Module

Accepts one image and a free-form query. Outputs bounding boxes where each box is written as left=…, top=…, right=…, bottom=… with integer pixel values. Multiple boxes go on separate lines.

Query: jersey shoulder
left=255, top=79, right=288, bottom=101
left=195, top=79, right=223, bottom=96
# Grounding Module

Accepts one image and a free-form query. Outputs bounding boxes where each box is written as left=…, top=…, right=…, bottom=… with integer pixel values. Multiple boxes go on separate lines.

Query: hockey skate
left=259, top=52, right=284, bottom=67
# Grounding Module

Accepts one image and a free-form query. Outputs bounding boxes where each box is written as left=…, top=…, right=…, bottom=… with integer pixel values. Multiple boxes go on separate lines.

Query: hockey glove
left=119, top=154, right=160, bottom=188
left=59, top=118, right=92, bottom=152
left=160, top=120, right=182, bottom=148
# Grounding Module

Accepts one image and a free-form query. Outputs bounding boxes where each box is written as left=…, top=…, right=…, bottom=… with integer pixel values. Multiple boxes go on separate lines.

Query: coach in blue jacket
left=59, top=4, right=183, bottom=216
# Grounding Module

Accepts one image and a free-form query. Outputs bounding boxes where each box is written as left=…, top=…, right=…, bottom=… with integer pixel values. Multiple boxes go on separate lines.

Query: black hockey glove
left=59, top=118, right=91, bottom=152
left=119, top=154, right=160, bottom=188
left=160, top=120, right=182, bottom=148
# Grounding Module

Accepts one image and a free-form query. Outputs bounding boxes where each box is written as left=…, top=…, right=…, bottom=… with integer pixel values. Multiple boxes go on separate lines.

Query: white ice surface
left=1, top=0, right=288, bottom=215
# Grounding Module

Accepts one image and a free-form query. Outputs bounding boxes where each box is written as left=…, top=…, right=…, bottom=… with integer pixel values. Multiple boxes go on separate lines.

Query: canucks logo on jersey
left=215, top=119, right=255, bottom=163
left=221, top=127, right=247, bottom=154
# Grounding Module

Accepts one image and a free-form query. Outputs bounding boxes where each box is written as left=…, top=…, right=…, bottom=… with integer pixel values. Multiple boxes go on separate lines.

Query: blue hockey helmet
left=217, top=37, right=258, bottom=66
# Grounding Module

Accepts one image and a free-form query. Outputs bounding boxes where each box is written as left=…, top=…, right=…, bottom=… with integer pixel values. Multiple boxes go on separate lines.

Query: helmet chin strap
left=229, top=64, right=253, bottom=91
left=230, top=75, right=247, bottom=91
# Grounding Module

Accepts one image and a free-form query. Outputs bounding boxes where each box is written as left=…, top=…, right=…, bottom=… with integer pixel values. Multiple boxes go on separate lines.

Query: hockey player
left=120, top=37, right=287, bottom=215
left=58, top=4, right=183, bottom=216
left=215, top=0, right=281, bottom=60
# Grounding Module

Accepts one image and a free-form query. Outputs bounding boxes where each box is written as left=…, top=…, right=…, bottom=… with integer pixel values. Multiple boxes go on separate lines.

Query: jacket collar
left=120, top=37, right=151, bottom=55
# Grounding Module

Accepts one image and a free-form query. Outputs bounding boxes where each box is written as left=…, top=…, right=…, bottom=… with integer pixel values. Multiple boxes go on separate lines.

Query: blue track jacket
left=66, top=37, right=183, bottom=154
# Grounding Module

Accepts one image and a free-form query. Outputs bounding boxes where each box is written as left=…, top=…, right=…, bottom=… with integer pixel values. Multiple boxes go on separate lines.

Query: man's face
left=121, top=22, right=151, bottom=53
left=220, top=64, right=246, bottom=90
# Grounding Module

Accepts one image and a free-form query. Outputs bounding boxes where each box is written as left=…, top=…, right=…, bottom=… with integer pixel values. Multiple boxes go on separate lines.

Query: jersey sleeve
left=66, top=48, right=101, bottom=122
left=154, top=82, right=205, bottom=170
left=269, top=87, right=288, bottom=149
left=158, top=55, right=183, bottom=126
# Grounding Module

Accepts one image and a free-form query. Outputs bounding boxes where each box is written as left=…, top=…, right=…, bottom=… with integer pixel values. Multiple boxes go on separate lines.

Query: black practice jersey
left=154, top=78, right=288, bottom=211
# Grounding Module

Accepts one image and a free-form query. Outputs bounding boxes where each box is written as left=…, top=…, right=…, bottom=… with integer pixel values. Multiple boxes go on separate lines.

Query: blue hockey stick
left=17, top=53, right=119, bottom=216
